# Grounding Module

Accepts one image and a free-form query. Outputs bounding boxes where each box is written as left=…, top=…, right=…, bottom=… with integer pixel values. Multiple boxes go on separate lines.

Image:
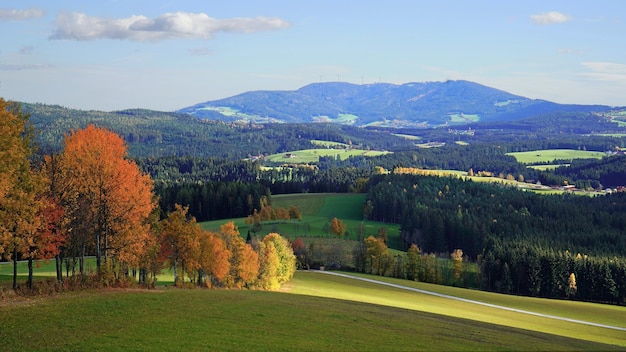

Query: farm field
left=506, top=149, right=606, bottom=164
left=1, top=271, right=624, bottom=351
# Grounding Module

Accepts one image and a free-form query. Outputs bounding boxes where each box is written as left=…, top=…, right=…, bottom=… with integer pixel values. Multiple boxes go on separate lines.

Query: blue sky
left=1, top=1, right=625, bottom=111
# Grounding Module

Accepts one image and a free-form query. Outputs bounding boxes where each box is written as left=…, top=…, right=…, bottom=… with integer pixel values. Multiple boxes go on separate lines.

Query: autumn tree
left=405, top=244, right=421, bottom=281
left=256, top=240, right=280, bottom=290
left=54, top=125, right=156, bottom=275
left=291, top=237, right=308, bottom=269
left=21, top=195, right=67, bottom=289
left=0, top=99, right=46, bottom=290
left=364, top=235, right=388, bottom=275
left=288, top=205, right=302, bottom=221
left=198, top=231, right=231, bottom=287
left=262, top=233, right=296, bottom=287
left=159, top=204, right=199, bottom=284
left=238, top=243, right=260, bottom=286
left=329, top=217, right=346, bottom=237
left=41, top=154, right=70, bottom=283
left=220, top=221, right=259, bottom=288
left=567, top=272, right=577, bottom=298
left=451, top=248, right=464, bottom=280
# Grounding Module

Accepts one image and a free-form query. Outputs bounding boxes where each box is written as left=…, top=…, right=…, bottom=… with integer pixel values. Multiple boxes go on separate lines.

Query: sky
left=1, top=1, right=625, bottom=111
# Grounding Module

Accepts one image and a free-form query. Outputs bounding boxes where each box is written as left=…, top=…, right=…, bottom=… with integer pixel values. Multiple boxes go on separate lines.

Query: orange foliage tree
left=329, top=217, right=346, bottom=237
left=198, top=231, right=231, bottom=287
left=21, top=195, right=67, bottom=289
left=159, top=204, right=199, bottom=284
left=364, top=235, right=389, bottom=275
left=54, top=124, right=156, bottom=274
left=219, top=221, right=259, bottom=288
left=0, top=99, right=49, bottom=290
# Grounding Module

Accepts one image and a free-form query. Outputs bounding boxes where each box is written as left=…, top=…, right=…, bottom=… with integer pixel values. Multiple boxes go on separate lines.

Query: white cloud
left=580, top=61, right=626, bottom=81
left=0, top=7, right=45, bottom=20
left=50, top=12, right=291, bottom=41
left=530, top=11, right=571, bottom=25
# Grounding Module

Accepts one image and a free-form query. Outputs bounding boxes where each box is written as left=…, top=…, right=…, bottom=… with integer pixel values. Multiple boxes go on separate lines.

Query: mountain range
left=178, top=80, right=616, bottom=127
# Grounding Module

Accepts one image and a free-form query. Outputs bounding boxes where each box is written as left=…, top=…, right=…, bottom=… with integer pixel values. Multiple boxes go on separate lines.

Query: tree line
left=364, top=173, right=626, bottom=304
left=0, top=100, right=295, bottom=292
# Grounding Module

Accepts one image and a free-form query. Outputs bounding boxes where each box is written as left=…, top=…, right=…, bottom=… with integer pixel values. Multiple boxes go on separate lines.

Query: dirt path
left=316, top=270, right=626, bottom=332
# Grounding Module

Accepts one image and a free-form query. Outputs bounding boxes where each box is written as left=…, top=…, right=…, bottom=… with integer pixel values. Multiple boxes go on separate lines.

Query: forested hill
left=21, top=102, right=414, bottom=158
left=178, top=80, right=614, bottom=127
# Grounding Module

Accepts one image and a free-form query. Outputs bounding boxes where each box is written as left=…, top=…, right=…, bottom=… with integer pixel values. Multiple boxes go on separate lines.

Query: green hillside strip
left=265, top=148, right=390, bottom=163
left=289, top=272, right=626, bottom=348
left=506, top=149, right=606, bottom=164
left=1, top=273, right=622, bottom=351
left=322, top=271, right=626, bottom=331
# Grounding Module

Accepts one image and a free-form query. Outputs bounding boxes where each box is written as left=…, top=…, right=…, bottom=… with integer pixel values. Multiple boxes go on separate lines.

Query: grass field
left=1, top=271, right=624, bottom=351
left=264, top=148, right=391, bottom=164
left=312, top=113, right=359, bottom=124
left=527, top=164, right=568, bottom=171
left=310, top=139, right=348, bottom=147
left=506, top=149, right=606, bottom=164
left=392, top=133, right=422, bottom=140
left=448, top=113, right=480, bottom=123
left=596, top=133, right=626, bottom=137
left=201, top=193, right=401, bottom=247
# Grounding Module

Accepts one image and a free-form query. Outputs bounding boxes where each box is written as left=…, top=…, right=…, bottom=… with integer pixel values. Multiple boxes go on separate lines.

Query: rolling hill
left=178, top=80, right=615, bottom=127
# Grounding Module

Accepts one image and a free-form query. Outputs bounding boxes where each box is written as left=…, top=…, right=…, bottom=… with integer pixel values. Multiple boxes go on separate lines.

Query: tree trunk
left=12, top=246, right=18, bottom=290
left=28, top=257, right=34, bottom=290
left=96, top=231, right=101, bottom=271
left=173, top=258, right=178, bottom=285
left=80, top=242, right=86, bottom=275
left=55, top=254, right=63, bottom=283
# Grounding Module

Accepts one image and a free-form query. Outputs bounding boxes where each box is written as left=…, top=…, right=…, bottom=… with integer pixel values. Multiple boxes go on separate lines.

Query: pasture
left=264, top=148, right=391, bottom=164
left=506, top=149, right=606, bottom=164
left=448, top=113, right=480, bottom=123
left=1, top=271, right=624, bottom=351
left=202, top=193, right=402, bottom=248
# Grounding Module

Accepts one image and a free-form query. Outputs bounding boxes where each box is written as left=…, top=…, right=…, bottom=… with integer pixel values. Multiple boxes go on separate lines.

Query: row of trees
left=479, top=240, right=626, bottom=304
left=0, top=101, right=295, bottom=291
left=0, top=113, right=159, bottom=289
left=159, top=205, right=295, bottom=290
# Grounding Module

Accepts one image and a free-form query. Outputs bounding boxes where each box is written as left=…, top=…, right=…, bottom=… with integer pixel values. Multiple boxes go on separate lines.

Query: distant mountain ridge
left=178, top=80, right=614, bottom=127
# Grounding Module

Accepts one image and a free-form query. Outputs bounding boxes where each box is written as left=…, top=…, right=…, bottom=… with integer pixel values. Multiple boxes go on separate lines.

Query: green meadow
left=2, top=192, right=625, bottom=350
left=1, top=271, right=624, bottom=351
left=448, top=113, right=480, bottom=123
left=202, top=193, right=402, bottom=247
left=506, top=149, right=606, bottom=164
left=264, top=148, right=391, bottom=164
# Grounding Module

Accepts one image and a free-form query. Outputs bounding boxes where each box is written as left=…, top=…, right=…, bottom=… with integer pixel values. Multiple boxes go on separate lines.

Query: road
left=315, top=270, right=626, bottom=332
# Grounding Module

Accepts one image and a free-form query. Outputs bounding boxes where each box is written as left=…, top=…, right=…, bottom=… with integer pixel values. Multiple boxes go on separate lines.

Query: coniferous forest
left=3, top=100, right=626, bottom=306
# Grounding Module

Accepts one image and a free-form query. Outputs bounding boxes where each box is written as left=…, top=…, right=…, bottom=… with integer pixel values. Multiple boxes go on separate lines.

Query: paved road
left=314, top=270, right=626, bottom=332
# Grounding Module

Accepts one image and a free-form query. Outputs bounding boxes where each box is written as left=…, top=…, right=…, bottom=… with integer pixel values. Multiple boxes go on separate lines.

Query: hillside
left=20, top=103, right=413, bottom=158
left=178, top=80, right=614, bottom=127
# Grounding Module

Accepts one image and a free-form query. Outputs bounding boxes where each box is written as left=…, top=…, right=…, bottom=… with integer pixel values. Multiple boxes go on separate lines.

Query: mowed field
left=264, top=148, right=391, bottom=164
left=1, top=271, right=624, bottom=351
left=506, top=149, right=606, bottom=164
left=202, top=193, right=402, bottom=247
